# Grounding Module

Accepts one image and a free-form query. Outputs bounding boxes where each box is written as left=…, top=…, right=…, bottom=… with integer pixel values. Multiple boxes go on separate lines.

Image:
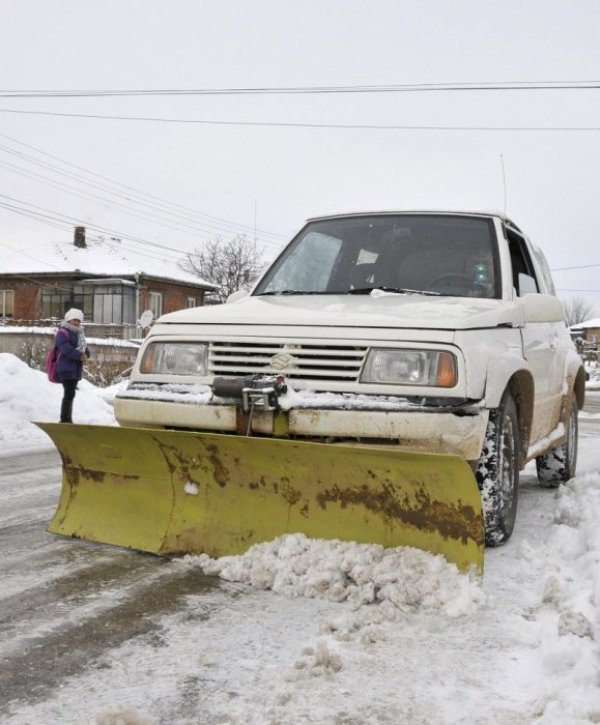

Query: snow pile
left=586, top=359, right=600, bottom=389
left=189, top=534, right=485, bottom=695
left=530, top=472, right=600, bottom=721
left=193, top=533, right=484, bottom=618
left=0, top=352, right=118, bottom=455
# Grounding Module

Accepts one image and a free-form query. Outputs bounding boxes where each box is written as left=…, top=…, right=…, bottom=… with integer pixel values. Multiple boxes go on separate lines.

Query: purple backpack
left=46, top=329, right=67, bottom=383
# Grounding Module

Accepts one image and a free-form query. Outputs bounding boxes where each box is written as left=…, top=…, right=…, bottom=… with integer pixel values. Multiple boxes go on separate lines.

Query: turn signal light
left=436, top=352, right=457, bottom=387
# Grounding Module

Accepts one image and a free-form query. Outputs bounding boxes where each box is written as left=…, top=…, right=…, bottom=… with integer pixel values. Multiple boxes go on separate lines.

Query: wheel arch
left=506, top=372, right=534, bottom=467
left=483, top=357, right=534, bottom=468
left=569, top=356, right=586, bottom=411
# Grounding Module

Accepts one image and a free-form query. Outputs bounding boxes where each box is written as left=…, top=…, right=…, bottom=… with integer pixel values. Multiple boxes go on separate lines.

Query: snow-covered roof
left=0, top=233, right=217, bottom=289
left=572, top=318, right=600, bottom=329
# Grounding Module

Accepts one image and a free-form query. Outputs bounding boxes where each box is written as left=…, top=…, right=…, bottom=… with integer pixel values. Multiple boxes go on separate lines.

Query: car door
left=506, top=228, right=564, bottom=443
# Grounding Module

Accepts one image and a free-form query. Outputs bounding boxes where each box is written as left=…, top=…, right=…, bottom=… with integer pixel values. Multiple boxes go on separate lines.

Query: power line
left=0, top=154, right=271, bottom=244
left=0, top=131, right=286, bottom=244
left=1, top=107, right=598, bottom=131
left=556, top=288, right=600, bottom=293
left=2, top=81, right=600, bottom=97
left=551, top=263, right=600, bottom=271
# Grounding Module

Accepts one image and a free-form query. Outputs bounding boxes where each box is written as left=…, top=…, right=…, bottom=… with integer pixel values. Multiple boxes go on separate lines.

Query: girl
left=55, top=308, right=90, bottom=423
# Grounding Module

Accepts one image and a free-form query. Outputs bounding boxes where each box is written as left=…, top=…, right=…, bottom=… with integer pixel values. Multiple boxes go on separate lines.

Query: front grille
left=208, top=341, right=367, bottom=381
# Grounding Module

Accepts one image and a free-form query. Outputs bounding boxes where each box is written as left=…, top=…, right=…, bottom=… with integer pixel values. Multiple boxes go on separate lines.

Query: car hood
left=157, top=292, right=522, bottom=331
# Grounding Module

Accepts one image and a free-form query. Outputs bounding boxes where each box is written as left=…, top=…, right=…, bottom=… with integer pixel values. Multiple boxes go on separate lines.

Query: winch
left=211, top=375, right=288, bottom=413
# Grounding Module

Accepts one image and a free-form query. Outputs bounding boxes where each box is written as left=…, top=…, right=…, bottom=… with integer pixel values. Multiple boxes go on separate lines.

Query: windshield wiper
left=256, top=290, right=336, bottom=296
left=257, top=286, right=441, bottom=297
left=347, top=286, right=441, bottom=296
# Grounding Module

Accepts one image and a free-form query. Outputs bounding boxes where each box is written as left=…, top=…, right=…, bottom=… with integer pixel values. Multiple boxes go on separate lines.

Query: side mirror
left=522, top=293, right=565, bottom=323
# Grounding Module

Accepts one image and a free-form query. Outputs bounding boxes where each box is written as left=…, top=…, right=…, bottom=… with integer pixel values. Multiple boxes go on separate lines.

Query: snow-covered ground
left=1, top=351, right=600, bottom=724
left=586, top=359, right=600, bottom=390
left=0, top=351, right=121, bottom=455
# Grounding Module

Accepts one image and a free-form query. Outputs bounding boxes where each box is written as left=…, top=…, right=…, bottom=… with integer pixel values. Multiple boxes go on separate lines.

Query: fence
left=0, top=329, right=140, bottom=386
left=1, top=318, right=141, bottom=340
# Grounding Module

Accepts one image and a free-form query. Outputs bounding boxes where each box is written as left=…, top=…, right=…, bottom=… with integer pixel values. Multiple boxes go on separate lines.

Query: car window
left=255, top=215, right=499, bottom=298
left=506, top=228, right=540, bottom=296
left=531, top=246, right=557, bottom=295
left=260, top=231, right=342, bottom=292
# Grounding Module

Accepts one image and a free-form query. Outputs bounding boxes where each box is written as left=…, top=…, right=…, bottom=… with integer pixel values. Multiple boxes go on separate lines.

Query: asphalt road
left=1, top=391, right=599, bottom=718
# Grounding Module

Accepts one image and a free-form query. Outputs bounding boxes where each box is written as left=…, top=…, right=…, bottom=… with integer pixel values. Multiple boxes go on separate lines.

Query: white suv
left=115, top=211, right=586, bottom=547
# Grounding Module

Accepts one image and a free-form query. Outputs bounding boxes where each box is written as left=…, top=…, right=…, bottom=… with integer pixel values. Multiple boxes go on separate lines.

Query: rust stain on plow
left=63, top=459, right=139, bottom=486
left=250, top=476, right=268, bottom=490
left=152, top=438, right=231, bottom=489
left=204, top=443, right=230, bottom=487
left=316, top=483, right=483, bottom=546
left=276, top=477, right=302, bottom=506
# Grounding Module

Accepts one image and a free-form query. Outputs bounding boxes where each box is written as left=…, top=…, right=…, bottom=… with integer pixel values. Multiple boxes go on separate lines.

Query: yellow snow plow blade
left=36, top=423, right=484, bottom=573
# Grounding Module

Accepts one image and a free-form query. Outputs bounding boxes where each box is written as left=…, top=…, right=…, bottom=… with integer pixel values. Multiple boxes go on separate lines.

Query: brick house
left=574, top=318, right=600, bottom=347
left=0, top=227, right=217, bottom=338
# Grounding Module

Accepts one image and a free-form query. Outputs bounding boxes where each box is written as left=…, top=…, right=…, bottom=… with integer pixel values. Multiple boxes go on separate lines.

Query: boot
left=60, top=399, right=73, bottom=423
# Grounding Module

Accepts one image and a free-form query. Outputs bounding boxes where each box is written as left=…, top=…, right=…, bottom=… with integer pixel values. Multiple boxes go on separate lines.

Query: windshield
left=254, top=214, right=499, bottom=298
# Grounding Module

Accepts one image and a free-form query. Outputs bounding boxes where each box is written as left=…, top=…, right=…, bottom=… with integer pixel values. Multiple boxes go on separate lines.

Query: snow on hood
left=157, top=292, right=521, bottom=331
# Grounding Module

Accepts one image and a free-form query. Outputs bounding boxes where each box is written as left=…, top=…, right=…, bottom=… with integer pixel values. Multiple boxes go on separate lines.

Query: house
left=573, top=318, right=600, bottom=347
left=0, top=226, right=218, bottom=338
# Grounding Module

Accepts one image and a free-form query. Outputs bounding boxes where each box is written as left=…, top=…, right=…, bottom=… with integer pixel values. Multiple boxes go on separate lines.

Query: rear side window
left=531, top=246, right=557, bottom=295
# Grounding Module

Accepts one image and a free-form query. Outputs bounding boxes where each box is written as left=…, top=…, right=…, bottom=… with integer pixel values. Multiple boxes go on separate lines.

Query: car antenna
left=500, top=154, right=508, bottom=215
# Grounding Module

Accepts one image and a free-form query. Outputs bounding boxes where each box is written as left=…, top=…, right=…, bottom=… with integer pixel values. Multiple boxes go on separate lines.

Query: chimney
left=74, top=226, right=87, bottom=249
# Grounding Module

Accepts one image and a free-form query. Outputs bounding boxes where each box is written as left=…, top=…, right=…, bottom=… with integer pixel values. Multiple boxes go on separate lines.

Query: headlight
left=361, top=349, right=457, bottom=387
left=140, top=342, right=208, bottom=375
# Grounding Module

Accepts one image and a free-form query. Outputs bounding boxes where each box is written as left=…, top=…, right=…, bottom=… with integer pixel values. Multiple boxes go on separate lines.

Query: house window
left=41, top=289, right=73, bottom=319
left=186, top=296, right=196, bottom=308
left=41, top=282, right=136, bottom=324
left=0, top=290, right=14, bottom=318
left=86, top=284, right=135, bottom=325
left=149, top=291, right=163, bottom=319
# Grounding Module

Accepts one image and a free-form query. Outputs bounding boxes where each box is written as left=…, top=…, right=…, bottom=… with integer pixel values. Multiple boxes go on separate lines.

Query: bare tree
left=179, top=235, right=266, bottom=303
left=562, top=296, right=598, bottom=327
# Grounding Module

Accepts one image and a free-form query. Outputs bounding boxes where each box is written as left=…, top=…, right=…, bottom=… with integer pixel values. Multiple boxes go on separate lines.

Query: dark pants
left=60, top=379, right=78, bottom=423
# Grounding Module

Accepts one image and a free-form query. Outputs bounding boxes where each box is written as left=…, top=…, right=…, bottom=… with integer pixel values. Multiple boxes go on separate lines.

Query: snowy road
left=1, top=393, right=599, bottom=724
left=0, top=451, right=241, bottom=720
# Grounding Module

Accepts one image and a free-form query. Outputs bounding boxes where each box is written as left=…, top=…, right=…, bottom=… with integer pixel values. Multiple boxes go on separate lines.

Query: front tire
left=476, top=392, right=520, bottom=547
left=536, top=393, right=578, bottom=488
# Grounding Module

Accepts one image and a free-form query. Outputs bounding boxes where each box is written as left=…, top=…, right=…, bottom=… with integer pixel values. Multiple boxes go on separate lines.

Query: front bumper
left=114, top=390, right=489, bottom=460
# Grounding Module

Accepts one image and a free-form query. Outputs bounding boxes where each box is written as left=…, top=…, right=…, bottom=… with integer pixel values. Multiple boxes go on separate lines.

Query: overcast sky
left=1, top=1, right=600, bottom=305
